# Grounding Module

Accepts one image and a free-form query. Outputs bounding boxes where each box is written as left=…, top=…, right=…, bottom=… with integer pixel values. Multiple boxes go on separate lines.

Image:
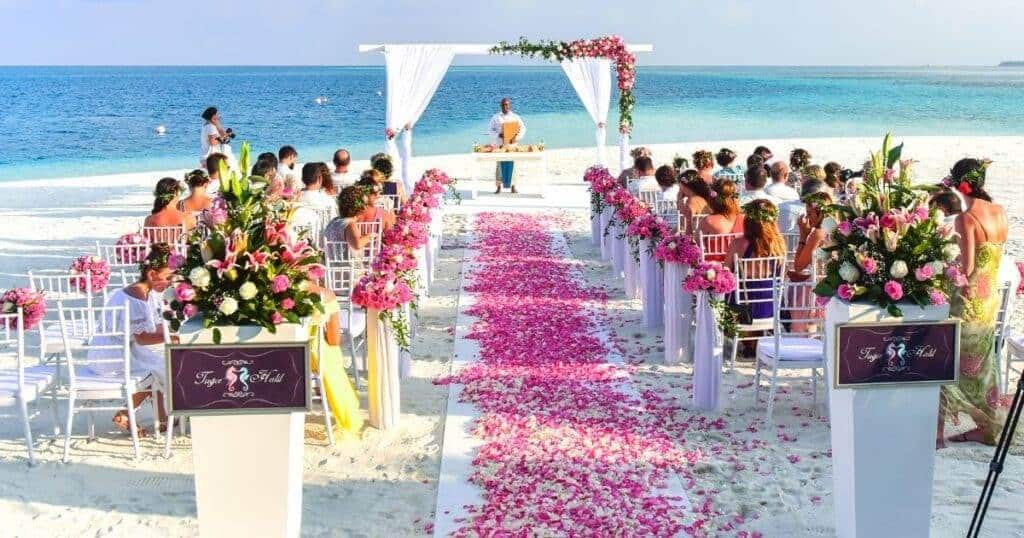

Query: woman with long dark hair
left=698, top=179, right=743, bottom=236
left=676, top=169, right=712, bottom=234
left=725, top=199, right=786, bottom=320
left=143, top=178, right=188, bottom=241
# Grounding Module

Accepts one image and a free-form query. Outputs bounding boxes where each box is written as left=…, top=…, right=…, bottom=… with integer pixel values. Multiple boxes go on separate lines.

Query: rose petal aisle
left=436, top=211, right=704, bottom=536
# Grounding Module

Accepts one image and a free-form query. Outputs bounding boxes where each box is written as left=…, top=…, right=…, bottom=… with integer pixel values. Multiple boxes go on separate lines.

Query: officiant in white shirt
left=487, top=97, right=526, bottom=194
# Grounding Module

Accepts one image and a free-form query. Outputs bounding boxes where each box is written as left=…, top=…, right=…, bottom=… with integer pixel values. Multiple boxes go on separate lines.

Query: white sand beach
left=1, top=136, right=1023, bottom=536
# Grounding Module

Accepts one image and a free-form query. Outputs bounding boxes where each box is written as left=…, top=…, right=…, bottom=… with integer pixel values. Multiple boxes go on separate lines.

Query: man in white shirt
left=778, top=179, right=829, bottom=234
left=765, top=162, right=800, bottom=202
left=487, top=97, right=526, bottom=194
left=627, top=157, right=657, bottom=194
left=330, top=148, right=353, bottom=189
left=739, top=166, right=780, bottom=206
left=277, top=145, right=301, bottom=191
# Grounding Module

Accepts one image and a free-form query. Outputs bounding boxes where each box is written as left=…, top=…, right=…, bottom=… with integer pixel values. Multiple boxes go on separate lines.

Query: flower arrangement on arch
left=351, top=168, right=454, bottom=349
left=812, top=134, right=964, bottom=316
left=114, top=232, right=151, bottom=265
left=69, top=255, right=111, bottom=294
left=654, top=233, right=702, bottom=266
left=1, top=287, right=47, bottom=331
left=164, top=142, right=325, bottom=342
left=490, top=35, right=637, bottom=133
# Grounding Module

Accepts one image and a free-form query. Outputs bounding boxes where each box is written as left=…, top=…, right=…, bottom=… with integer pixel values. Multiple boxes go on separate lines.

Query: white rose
left=239, top=281, right=258, bottom=301
left=889, top=260, right=908, bottom=279
left=2, top=301, right=14, bottom=313
left=929, top=261, right=945, bottom=275
left=218, top=297, right=238, bottom=316
left=667, top=242, right=677, bottom=250
left=705, top=269, right=717, bottom=281
left=189, top=267, right=212, bottom=289
left=839, top=262, right=861, bottom=283
left=883, top=230, right=899, bottom=252
left=942, top=243, right=960, bottom=261
left=821, top=217, right=838, bottom=235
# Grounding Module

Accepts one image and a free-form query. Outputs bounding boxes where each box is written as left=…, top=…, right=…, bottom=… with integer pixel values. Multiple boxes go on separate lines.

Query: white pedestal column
left=640, top=240, right=663, bottom=328
left=367, top=308, right=401, bottom=429
left=611, top=224, right=626, bottom=278
left=599, top=207, right=612, bottom=261
left=825, top=300, right=949, bottom=538
left=591, top=211, right=601, bottom=246
left=663, top=262, right=691, bottom=365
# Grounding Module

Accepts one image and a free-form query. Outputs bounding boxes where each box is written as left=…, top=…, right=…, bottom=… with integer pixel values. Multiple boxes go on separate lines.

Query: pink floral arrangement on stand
left=654, top=233, right=702, bottom=266
left=1, top=288, right=47, bottom=330
left=625, top=211, right=670, bottom=262
left=69, top=255, right=111, bottom=294
left=352, top=168, right=455, bottom=349
left=114, top=232, right=151, bottom=264
left=683, top=261, right=740, bottom=336
left=583, top=165, right=618, bottom=218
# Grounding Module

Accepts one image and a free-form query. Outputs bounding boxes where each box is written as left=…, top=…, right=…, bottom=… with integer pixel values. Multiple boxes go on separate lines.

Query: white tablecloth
left=692, top=291, right=724, bottom=411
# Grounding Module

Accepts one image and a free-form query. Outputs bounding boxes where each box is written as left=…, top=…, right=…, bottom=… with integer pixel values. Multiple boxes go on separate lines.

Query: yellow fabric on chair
left=310, top=299, right=364, bottom=436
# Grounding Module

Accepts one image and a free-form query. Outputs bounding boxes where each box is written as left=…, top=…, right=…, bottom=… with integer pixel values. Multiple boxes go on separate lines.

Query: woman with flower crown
left=698, top=179, right=744, bottom=237
left=87, top=243, right=177, bottom=435
left=725, top=199, right=787, bottom=322
left=938, top=158, right=1012, bottom=446
left=676, top=169, right=712, bottom=234
left=143, top=177, right=190, bottom=242
left=324, top=185, right=372, bottom=252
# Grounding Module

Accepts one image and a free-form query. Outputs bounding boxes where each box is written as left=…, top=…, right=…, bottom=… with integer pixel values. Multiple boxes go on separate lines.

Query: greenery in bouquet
left=812, top=134, right=965, bottom=316
left=682, top=261, right=741, bottom=338
left=164, top=142, right=325, bottom=342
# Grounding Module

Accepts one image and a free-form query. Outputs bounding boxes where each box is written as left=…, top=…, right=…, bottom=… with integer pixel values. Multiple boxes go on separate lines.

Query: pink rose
left=281, top=298, right=295, bottom=310
left=880, top=213, right=897, bottom=230
left=306, top=264, right=325, bottom=282
left=860, top=256, right=879, bottom=275
left=883, top=280, right=904, bottom=301
left=837, top=283, right=855, bottom=301
left=168, top=253, right=186, bottom=271
left=270, top=311, right=284, bottom=325
left=914, top=264, right=935, bottom=281
left=946, top=266, right=968, bottom=288
left=270, top=274, right=290, bottom=294
left=837, top=221, right=853, bottom=237
left=182, top=303, right=199, bottom=318
left=929, top=289, right=947, bottom=305
left=175, top=283, right=196, bottom=302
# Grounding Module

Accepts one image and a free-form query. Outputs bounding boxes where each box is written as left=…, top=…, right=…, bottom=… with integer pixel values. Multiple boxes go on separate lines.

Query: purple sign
left=834, top=320, right=960, bottom=388
left=166, top=343, right=311, bottom=415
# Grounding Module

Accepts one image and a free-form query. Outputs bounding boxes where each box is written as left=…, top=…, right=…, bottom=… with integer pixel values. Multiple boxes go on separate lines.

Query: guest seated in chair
left=324, top=185, right=372, bottom=252
left=178, top=169, right=214, bottom=228
left=618, top=147, right=652, bottom=187
left=693, top=149, right=715, bottom=184
left=143, top=177, right=190, bottom=241
left=627, top=156, right=657, bottom=194
left=87, top=244, right=176, bottom=436
left=726, top=200, right=787, bottom=356
left=676, top=169, right=712, bottom=235
left=654, top=165, right=679, bottom=201
left=298, top=162, right=337, bottom=215
left=713, top=147, right=744, bottom=178
left=369, top=153, right=408, bottom=203
left=356, top=171, right=396, bottom=231
left=698, top=179, right=744, bottom=239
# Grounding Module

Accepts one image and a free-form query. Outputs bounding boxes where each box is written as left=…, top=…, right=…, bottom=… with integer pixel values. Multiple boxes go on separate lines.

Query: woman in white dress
left=88, top=243, right=175, bottom=435
left=200, top=106, right=235, bottom=169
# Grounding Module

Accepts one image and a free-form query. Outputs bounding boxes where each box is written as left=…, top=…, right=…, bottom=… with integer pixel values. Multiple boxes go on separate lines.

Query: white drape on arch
left=560, top=58, right=611, bottom=166
left=383, top=45, right=456, bottom=191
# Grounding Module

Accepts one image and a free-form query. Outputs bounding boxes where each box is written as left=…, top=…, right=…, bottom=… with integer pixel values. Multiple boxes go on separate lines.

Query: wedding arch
left=358, top=38, right=653, bottom=190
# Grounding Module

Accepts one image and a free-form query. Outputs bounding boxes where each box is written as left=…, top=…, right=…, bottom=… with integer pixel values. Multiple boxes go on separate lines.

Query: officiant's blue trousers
left=498, top=161, right=515, bottom=188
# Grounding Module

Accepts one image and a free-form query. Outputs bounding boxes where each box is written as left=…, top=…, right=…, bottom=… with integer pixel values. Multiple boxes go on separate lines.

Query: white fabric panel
left=663, top=262, right=692, bottom=365
left=367, top=308, right=401, bottom=429
left=693, top=292, right=724, bottom=411
left=561, top=58, right=611, bottom=165
left=640, top=238, right=664, bottom=328
left=619, top=131, right=630, bottom=172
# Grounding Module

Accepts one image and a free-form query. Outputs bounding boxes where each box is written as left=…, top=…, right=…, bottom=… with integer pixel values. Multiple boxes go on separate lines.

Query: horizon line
left=0, top=63, right=1015, bottom=69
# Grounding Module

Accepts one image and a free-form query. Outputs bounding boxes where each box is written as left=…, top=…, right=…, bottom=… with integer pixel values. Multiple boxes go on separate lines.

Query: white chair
left=781, top=232, right=801, bottom=270
left=57, top=304, right=151, bottom=462
left=95, top=240, right=150, bottom=275
left=28, top=269, right=95, bottom=384
left=325, top=263, right=367, bottom=387
left=354, top=220, right=383, bottom=259
left=378, top=194, right=401, bottom=211
left=638, top=189, right=659, bottom=206
left=754, top=281, right=825, bottom=426
left=0, top=309, right=59, bottom=465
left=293, top=205, right=333, bottom=247
left=993, top=283, right=1017, bottom=393
left=697, top=232, right=742, bottom=263
left=729, top=255, right=787, bottom=371
left=141, top=225, right=185, bottom=245
left=310, top=325, right=336, bottom=446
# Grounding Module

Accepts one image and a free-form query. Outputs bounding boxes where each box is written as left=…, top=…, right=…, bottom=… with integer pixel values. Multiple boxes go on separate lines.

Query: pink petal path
left=434, top=211, right=755, bottom=536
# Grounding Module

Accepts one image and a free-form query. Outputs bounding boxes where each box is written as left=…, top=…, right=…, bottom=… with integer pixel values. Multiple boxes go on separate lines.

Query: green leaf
left=238, top=141, right=251, bottom=177
left=886, top=142, right=904, bottom=169
left=813, top=280, right=836, bottom=297
left=212, top=328, right=222, bottom=345
left=886, top=303, right=903, bottom=317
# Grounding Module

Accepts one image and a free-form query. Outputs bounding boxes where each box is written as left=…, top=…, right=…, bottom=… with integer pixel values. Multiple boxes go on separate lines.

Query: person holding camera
left=200, top=106, right=236, bottom=170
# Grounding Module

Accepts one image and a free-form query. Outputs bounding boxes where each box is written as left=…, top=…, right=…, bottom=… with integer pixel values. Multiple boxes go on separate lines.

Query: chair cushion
left=341, top=308, right=367, bottom=337
left=0, top=365, right=57, bottom=402
left=756, top=336, right=824, bottom=368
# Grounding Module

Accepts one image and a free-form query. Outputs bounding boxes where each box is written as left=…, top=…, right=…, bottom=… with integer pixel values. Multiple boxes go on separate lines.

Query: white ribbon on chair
left=693, top=291, right=724, bottom=411
left=560, top=58, right=611, bottom=166
left=663, top=262, right=692, bottom=365
left=624, top=244, right=641, bottom=299
left=367, top=308, right=401, bottom=429
left=383, top=44, right=456, bottom=192
left=640, top=238, right=663, bottom=327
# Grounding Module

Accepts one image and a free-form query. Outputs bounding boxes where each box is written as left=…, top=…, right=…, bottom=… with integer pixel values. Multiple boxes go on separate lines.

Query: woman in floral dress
left=940, top=159, right=1011, bottom=446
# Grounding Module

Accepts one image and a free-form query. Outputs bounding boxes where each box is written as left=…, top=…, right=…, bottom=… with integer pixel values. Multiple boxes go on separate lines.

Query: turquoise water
left=2, top=65, right=1024, bottom=180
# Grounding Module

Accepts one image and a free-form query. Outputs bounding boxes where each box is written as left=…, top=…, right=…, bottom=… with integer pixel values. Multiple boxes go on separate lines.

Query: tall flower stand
left=692, top=291, right=724, bottom=411
left=367, top=308, right=401, bottom=429
left=169, top=320, right=311, bottom=538
left=824, top=300, right=957, bottom=538
left=591, top=209, right=602, bottom=246
left=624, top=248, right=641, bottom=300
left=663, top=262, right=692, bottom=365
left=611, top=223, right=626, bottom=278
left=640, top=239, right=663, bottom=328
left=599, top=207, right=613, bottom=261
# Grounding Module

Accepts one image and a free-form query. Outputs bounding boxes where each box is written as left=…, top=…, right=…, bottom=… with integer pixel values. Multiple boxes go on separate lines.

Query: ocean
left=2, top=65, right=1024, bottom=181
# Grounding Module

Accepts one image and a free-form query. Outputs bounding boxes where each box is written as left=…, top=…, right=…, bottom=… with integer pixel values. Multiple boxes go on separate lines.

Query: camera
left=840, top=168, right=863, bottom=181
left=218, top=128, right=236, bottom=144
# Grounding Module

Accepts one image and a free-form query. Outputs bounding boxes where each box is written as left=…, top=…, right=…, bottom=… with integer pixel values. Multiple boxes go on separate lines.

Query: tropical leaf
left=886, top=142, right=903, bottom=169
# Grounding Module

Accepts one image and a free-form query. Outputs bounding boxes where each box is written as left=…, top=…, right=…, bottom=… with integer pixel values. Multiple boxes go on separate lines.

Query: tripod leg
left=968, top=374, right=1024, bottom=537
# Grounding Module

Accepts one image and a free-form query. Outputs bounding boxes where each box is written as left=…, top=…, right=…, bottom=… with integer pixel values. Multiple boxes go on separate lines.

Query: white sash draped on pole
left=591, top=210, right=601, bottom=246
left=611, top=222, right=626, bottom=278
left=663, top=262, right=692, bottom=365
left=693, top=291, right=724, bottom=411
left=624, top=244, right=640, bottom=299
left=383, top=45, right=456, bottom=192
left=367, top=308, right=401, bottom=429
left=560, top=58, right=611, bottom=166
left=640, top=239, right=663, bottom=328
left=600, top=207, right=613, bottom=260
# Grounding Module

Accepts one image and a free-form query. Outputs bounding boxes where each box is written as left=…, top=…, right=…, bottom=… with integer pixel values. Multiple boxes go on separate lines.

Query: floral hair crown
left=741, top=200, right=779, bottom=223
left=801, top=191, right=833, bottom=211
left=944, top=159, right=991, bottom=196
left=139, top=243, right=173, bottom=274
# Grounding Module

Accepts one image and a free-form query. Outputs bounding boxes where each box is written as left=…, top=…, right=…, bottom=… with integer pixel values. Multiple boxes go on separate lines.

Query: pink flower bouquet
left=114, top=233, right=150, bottom=265
left=683, top=262, right=738, bottom=295
left=69, top=255, right=111, bottom=294
left=1, top=287, right=47, bottom=330
left=654, top=234, right=702, bottom=265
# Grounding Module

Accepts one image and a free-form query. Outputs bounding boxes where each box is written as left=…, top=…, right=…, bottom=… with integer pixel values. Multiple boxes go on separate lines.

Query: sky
left=1, top=0, right=1023, bottom=66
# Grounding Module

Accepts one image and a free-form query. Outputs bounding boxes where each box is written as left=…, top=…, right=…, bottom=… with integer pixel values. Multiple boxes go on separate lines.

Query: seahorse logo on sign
left=222, top=364, right=254, bottom=398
